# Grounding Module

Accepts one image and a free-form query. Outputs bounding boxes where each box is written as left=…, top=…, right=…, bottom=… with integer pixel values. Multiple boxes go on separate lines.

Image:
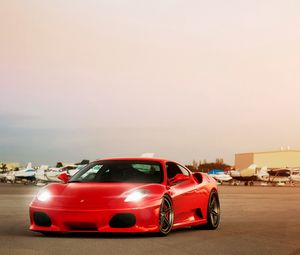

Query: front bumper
left=29, top=204, right=160, bottom=233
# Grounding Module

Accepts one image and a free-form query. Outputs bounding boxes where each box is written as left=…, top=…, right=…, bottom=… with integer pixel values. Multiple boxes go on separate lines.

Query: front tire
left=158, top=196, right=174, bottom=236
left=205, top=190, right=220, bottom=230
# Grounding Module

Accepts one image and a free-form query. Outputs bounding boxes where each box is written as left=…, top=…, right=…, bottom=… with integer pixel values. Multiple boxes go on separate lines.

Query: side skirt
left=172, top=219, right=207, bottom=229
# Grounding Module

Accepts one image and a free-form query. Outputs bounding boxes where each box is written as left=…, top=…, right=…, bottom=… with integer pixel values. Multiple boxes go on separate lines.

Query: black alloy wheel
left=158, top=196, right=174, bottom=236
left=206, top=190, right=220, bottom=229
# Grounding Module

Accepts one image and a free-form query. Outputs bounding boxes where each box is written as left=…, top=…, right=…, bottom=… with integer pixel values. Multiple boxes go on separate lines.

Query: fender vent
left=193, top=173, right=203, bottom=184
left=196, top=208, right=203, bottom=218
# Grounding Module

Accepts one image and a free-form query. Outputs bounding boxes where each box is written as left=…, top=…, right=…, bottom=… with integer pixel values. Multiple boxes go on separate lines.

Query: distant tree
left=186, top=159, right=230, bottom=173
left=56, top=162, right=63, bottom=168
left=215, top=158, right=224, bottom=164
left=0, top=163, right=7, bottom=171
left=192, top=160, right=198, bottom=169
left=197, top=160, right=230, bottom=173
left=185, top=165, right=197, bottom=172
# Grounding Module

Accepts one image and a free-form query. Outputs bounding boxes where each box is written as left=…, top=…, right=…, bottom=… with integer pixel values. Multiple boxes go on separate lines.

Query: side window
left=166, top=162, right=183, bottom=179
left=177, top=164, right=190, bottom=176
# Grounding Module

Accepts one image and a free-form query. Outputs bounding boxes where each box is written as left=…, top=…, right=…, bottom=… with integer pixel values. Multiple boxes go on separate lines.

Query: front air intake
left=33, top=212, right=52, bottom=227
left=109, top=213, right=136, bottom=228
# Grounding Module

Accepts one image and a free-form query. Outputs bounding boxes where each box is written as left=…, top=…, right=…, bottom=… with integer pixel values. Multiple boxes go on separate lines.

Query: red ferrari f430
left=29, top=158, right=220, bottom=236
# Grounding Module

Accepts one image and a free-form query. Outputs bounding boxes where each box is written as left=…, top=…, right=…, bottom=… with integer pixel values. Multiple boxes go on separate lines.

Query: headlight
left=124, top=190, right=150, bottom=202
left=37, top=190, right=52, bottom=202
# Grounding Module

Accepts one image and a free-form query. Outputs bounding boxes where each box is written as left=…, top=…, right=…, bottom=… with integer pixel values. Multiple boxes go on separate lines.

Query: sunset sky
left=1, top=0, right=300, bottom=165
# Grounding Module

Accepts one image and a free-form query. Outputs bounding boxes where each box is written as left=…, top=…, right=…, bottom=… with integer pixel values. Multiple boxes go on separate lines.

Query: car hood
left=38, top=182, right=165, bottom=210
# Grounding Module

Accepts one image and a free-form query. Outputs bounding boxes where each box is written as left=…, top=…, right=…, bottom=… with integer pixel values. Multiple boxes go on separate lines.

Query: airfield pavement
left=0, top=183, right=299, bottom=255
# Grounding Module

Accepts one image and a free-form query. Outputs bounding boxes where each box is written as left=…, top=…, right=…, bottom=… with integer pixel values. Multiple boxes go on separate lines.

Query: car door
left=166, top=162, right=197, bottom=223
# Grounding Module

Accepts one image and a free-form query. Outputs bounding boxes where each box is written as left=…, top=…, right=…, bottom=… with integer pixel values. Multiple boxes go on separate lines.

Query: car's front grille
left=65, top=222, right=98, bottom=231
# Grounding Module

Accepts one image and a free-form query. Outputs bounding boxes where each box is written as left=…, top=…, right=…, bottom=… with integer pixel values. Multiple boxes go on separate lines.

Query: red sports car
left=29, top=158, right=220, bottom=236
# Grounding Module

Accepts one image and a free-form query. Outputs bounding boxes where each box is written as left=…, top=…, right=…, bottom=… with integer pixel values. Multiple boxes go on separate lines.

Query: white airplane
left=208, top=169, right=232, bottom=184
left=6, top=163, right=36, bottom=183
left=5, top=171, right=15, bottom=183
left=256, top=166, right=269, bottom=182
left=230, top=164, right=257, bottom=185
left=267, top=168, right=290, bottom=185
left=35, top=164, right=85, bottom=184
left=257, top=167, right=291, bottom=185
left=34, top=165, right=50, bottom=184
left=289, top=169, right=300, bottom=183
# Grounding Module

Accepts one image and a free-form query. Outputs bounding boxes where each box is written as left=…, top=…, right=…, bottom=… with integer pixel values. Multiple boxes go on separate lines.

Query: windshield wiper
left=68, top=180, right=83, bottom=183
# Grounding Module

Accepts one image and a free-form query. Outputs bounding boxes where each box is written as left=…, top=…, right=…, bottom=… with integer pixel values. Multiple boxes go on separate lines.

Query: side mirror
left=58, top=172, right=69, bottom=184
left=169, top=174, right=190, bottom=185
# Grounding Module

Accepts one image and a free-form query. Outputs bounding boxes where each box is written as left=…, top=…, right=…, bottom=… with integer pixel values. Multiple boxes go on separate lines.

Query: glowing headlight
left=124, top=190, right=150, bottom=202
left=37, top=190, right=52, bottom=202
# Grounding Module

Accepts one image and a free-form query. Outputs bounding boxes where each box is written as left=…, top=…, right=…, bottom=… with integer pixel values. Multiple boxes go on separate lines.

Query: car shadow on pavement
left=26, top=226, right=204, bottom=239
left=32, top=232, right=161, bottom=239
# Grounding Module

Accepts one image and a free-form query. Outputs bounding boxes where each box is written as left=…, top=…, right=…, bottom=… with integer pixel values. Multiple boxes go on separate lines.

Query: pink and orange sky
left=1, top=1, right=300, bottom=165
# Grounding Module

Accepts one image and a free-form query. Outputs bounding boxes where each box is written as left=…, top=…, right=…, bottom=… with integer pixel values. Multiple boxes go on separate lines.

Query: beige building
left=235, top=150, right=300, bottom=170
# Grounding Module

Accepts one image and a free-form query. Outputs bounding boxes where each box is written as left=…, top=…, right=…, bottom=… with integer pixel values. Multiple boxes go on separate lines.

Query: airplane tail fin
left=257, top=166, right=269, bottom=179
left=248, top=164, right=257, bottom=170
left=26, top=162, right=32, bottom=169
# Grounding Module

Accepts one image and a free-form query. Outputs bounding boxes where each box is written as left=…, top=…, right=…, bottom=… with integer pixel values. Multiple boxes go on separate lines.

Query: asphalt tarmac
left=0, top=183, right=299, bottom=255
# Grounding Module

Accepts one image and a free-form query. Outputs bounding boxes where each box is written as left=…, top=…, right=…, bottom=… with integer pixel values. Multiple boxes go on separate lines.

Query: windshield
left=69, top=160, right=163, bottom=183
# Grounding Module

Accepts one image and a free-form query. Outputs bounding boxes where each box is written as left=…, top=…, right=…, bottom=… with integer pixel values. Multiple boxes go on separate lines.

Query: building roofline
left=236, top=150, right=300, bottom=155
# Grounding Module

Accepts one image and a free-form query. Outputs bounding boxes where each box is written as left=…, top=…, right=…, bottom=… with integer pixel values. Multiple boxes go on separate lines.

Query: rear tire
left=205, top=190, right=220, bottom=230
left=158, top=196, right=174, bottom=236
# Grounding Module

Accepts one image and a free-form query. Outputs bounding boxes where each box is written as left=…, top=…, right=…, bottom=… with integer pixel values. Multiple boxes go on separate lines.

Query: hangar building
left=235, top=150, right=300, bottom=170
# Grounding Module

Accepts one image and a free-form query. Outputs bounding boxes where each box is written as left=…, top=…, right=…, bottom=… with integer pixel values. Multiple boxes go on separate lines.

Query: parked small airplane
left=35, top=165, right=76, bottom=184
left=208, top=169, right=232, bottom=184
left=256, top=166, right=269, bottom=182
left=290, top=169, right=300, bottom=183
left=34, top=165, right=50, bottom=184
left=6, top=163, right=36, bottom=183
left=35, top=163, right=88, bottom=185
left=269, top=169, right=290, bottom=185
left=230, top=164, right=257, bottom=185
left=257, top=167, right=290, bottom=185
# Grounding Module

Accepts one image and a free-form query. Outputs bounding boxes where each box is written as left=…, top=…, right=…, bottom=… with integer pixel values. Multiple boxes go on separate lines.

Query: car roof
left=93, top=157, right=172, bottom=164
